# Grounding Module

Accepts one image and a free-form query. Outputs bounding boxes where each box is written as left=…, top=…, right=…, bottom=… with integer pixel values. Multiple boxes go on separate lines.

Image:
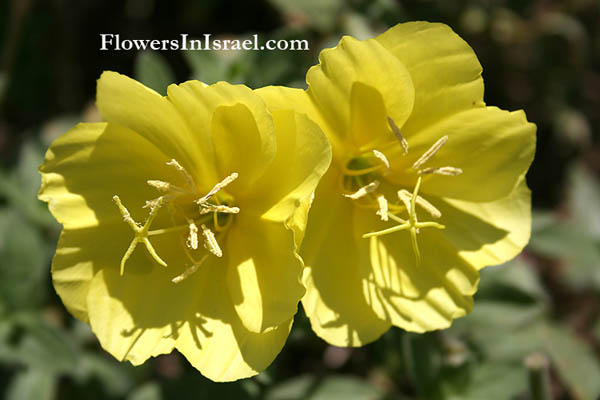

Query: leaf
left=568, top=164, right=600, bottom=237
left=478, top=258, right=548, bottom=303
left=183, top=50, right=232, bottom=85
left=128, top=382, right=162, bottom=400
left=541, top=323, right=600, bottom=400
left=265, top=375, right=315, bottom=400
left=0, top=209, right=48, bottom=311
left=0, top=313, right=77, bottom=374
left=74, top=352, right=135, bottom=397
left=441, top=362, right=528, bottom=400
left=5, top=369, right=56, bottom=400
left=134, top=51, right=175, bottom=96
left=309, top=376, right=382, bottom=400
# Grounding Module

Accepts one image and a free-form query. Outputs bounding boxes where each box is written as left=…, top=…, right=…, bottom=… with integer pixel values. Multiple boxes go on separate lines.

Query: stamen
left=343, top=180, right=380, bottom=200
left=376, top=195, right=389, bottom=221
left=166, top=159, right=196, bottom=190
left=397, top=190, right=442, bottom=219
left=113, top=195, right=168, bottom=275
left=187, top=221, right=199, bottom=250
left=172, top=254, right=209, bottom=283
left=418, top=166, right=463, bottom=176
left=201, top=224, right=222, bottom=257
left=195, top=173, right=238, bottom=205
left=412, top=135, right=448, bottom=170
left=199, top=203, right=240, bottom=215
left=372, top=150, right=390, bottom=175
left=147, top=180, right=185, bottom=193
left=387, top=117, right=409, bottom=155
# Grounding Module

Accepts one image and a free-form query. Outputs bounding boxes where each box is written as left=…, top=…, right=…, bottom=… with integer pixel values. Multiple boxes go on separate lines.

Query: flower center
left=113, top=159, right=240, bottom=283
left=342, top=116, right=463, bottom=266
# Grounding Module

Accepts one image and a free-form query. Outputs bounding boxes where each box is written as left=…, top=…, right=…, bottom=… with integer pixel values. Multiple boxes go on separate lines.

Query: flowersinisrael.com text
left=100, top=34, right=309, bottom=51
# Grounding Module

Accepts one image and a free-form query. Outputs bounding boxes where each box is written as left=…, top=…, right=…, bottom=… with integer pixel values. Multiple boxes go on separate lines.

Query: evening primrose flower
left=257, top=22, right=536, bottom=346
left=38, top=71, right=331, bottom=381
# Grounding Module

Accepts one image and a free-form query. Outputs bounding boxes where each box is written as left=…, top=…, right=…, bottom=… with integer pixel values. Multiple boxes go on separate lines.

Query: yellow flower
left=257, top=22, right=536, bottom=346
left=38, top=71, right=331, bottom=381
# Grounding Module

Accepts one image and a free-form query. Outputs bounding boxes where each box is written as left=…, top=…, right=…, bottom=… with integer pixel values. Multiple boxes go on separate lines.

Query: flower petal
left=376, top=21, right=485, bottom=135
left=300, top=166, right=390, bottom=346
left=440, top=175, right=532, bottom=268
left=226, top=214, right=305, bottom=333
left=39, top=122, right=184, bottom=320
left=353, top=206, right=477, bottom=333
left=387, top=107, right=536, bottom=202
left=306, top=36, right=415, bottom=150
left=245, top=109, right=331, bottom=224
left=96, top=71, right=211, bottom=184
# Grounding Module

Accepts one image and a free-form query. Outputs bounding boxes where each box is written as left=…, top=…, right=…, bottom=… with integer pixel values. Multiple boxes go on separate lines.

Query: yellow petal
left=376, top=21, right=485, bottom=135
left=226, top=214, right=305, bottom=333
left=210, top=101, right=275, bottom=195
left=353, top=205, right=477, bottom=333
left=246, top=109, right=331, bottom=224
left=441, top=175, right=531, bottom=269
left=306, top=36, right=415, bottom=150
left=300, top=166, right=390, bottom=346
left=39, top=122, right=182, bottom=320
left=96, top=71, right=211, bottom=184
left=387, top=107, right=536, bottom=202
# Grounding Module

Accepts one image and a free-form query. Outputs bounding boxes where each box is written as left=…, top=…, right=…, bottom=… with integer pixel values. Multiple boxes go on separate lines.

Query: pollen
left=418, top=166, right=463, bottom=176
left=187, top=221, right=199, bottom=250
left=397, top=189, right=442, bottom=219
left=412, top=135, right=448, bottom=171
left=387, top=116, right=409, bottom=155
left=201, top=224, right=222, bottom=257
left=343, top=180, right=380, bottom=200
left=166, top=159, right=196, bottom=190
left=372, top=150, right=390, bottom=174
left=376, top=195, right=389, bottom=221
left=195, top=173, right=238, bottom=205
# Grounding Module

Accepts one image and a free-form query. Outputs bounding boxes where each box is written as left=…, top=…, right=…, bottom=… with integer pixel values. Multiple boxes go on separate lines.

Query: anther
left=199, top=204, right=240, bottom=215
left=387, top=117, right=409, bottom=155
left=397, top=190, right=442, bottom=219
left=201, top=224, right=222, bottom=257
left=412, top=135, right=448, bottom=170
left=343, top=180, right=380, bottom=200
left=172, top=254, right=209, bottom=284
left=187, top=221, right=199, bottom=250
left=166, top=159, right=196, bottom=190
left=418, top=166, right=463, bottom=176
left=376, top=195, right=389, bottom=221
left=195, top=173, right=239, bottom=205
left=372, top=150, right=390, bottom=174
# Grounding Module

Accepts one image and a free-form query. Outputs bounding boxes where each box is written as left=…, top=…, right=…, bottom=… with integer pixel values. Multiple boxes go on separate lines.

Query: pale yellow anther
left=172, top=254, right=209, bottom=284
left=166, top=159, right=196, bottom=190
left=387, top=116, right=409, bottom=155
left=195, top=173, right=239, bottom=205
left=376, top=195, right=389, bottom=221
left=187, top=221, right=199, bottom=250
left=397, top=189, right=442, bottom=219
left=199, top=203, right=240, bottom=215
left=412, top=135, right=448, bottom=171
left=113, top=195, right=168, bottom=276
left=418, top=166, right=463, bottom=176
left=372, top=150, right=390, bottom=175
left=343, top=180, right=380, bottom=200
left=201, top=224, right=222, bottom=257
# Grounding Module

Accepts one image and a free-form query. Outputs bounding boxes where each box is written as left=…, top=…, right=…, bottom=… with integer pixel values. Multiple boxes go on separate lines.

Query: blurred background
left=1, top=0, right=600, bottom=399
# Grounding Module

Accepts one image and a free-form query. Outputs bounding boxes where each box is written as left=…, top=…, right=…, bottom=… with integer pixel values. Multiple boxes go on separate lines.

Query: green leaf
left=478, top=258, right=548, bottom=303
left=568, top=164, right=600, bottom=237
left=0, top=209, right=48, bottom=311
left=134, top=51, right=175, bottom=96
left=5, top=369, right=56, bottom=400
left=541, top=323, right=600, bottom=400
left=128, top=382, right=162, bottom=400
left=0, top=313, right=77, bottom=374
left=309, top=376, right=382, bottom=400
left=442, top=362, right=528, bottom=400
left=183, top=50, right=232, bottom=85
left=265, top=375, right=315, bottom=400
left=74, top=352, right=135, bottom=397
